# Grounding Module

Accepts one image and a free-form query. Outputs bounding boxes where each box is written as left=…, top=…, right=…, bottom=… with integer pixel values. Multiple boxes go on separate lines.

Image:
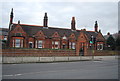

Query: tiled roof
left=11, top=24, right=98, bottom=40
left=0, top=28, right=9, bottom=35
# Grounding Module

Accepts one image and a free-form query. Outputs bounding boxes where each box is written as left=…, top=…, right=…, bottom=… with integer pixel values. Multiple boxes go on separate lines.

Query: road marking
left=3, top=75, right=14, bottom=77
left=3, top=74, right=23, bottom=77
left=93, top=61, right=103, bottom=63
left=12, top=64, right=17, bottom=65
left=3, top=69, right=78, bottom=77
left=14, top=74, right=22, bottom=76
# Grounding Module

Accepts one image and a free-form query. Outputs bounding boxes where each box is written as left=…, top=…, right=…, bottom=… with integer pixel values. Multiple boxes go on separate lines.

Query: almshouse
left=7, top=8, right=105, bottom=56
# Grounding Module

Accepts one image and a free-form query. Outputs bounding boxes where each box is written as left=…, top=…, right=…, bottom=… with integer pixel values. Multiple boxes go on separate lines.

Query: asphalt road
left=2, top=57, right=118, bottom=79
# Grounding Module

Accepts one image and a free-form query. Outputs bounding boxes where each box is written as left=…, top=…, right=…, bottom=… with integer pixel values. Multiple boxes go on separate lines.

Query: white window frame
left=69, top=42, right=72, bottom=49
left=52, top=41, right=54, bottom=45
left=100, top=44, right=103, bottom=50
left=72, top=42, right=75, bottom=49
left=97, top=44, right=103, bottom=50
left=55, top=41, right=59, bottom=49
left=97, top=44, right=100, bottom=50
left=15, top=39, right=21, bottom=48
left=38, top=40, right=43, bottom=48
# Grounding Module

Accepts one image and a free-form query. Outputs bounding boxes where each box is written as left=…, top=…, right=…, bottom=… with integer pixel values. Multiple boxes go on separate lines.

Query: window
left=55, top=41, right=59, bottom=45
left=13, top=39, right=23, bottom=48
left=4, top=36, right=7, bottom=40
left=100, top=44, right=103, bottom=50
left=52, top=41, right=59, bottom=49
left=72, top=42, right=75, bottom=49
left=52, top=41, right=54, bottom=49
left=69, top=42, right=75, bottom=49
left=38, top=40, right=43, bottom=48
left=55, top=41, right=59, bottom=49
left=69, top=42, right=72, bottom=49
left=52, top=41, right=54, bottom=45
left=15, top=39, right=20, bottom=47
left=97, top=44, right=103, bottom=50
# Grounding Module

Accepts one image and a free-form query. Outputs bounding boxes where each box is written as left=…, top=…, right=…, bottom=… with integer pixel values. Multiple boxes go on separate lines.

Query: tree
left=106, top=35, right=116, bottom=50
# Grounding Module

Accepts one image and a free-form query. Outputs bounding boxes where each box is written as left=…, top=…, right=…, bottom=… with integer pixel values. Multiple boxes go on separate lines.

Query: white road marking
left=14, top=74, right=22, bottom=76
left=93, top=61, right=103, bottom=63
left=3, top=69, right=77, bottom=77
left=12, top=64, right=17, bottom=65
left=3, top=75, right=14, bottom=77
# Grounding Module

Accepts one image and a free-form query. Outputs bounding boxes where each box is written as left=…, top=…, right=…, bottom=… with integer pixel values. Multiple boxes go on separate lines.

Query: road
left=2, top=56, right=118, bottom=79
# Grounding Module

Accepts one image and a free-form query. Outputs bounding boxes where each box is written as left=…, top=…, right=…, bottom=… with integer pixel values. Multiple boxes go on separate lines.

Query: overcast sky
left=1, top=0, right=118, bottom=35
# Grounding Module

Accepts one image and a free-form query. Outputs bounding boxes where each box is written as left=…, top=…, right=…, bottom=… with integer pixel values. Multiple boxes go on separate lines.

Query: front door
left=79, top=42, right=85, bottom=56
left=79, top=47, right=84, bottom=56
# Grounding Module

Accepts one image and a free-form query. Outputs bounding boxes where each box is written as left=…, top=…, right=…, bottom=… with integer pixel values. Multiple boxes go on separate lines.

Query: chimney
left=71, top=17, right=76, bottom=30
left=107, top=32, right=110, bottom=35
left=43, top=12, right=48, bottom=27
left=9, top=8, right=14, bottom=30
left=99, top=29, right=101, bottom=33
left=18, top=20, right=20, bottom=24
left=94, top=21, right=98, bottom=32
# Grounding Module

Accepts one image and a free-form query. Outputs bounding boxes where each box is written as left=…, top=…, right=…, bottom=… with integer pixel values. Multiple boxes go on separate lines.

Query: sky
left=1, top=0, right=119, bottom=35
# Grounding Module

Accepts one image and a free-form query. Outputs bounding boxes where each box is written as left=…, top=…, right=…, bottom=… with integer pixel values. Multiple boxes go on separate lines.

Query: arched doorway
left=79, top=47, right=84, bottom=56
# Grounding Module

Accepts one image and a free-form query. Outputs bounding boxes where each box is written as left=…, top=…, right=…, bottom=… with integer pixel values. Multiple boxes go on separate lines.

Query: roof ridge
left=49, top=27, right=71, bottom=30
left=13, top=23, right=43, bottom=27
left=86, top=31, right=95, bottom=32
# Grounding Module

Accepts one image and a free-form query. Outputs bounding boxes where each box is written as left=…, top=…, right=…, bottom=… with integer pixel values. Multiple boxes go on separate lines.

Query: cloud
left=1, top=2, right=118, bottom=35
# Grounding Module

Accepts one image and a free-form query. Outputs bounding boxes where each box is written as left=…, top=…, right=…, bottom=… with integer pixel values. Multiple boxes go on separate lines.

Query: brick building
left=7, top=8, right=105, bottom=56
left=0, top=28, right=9, bottom=41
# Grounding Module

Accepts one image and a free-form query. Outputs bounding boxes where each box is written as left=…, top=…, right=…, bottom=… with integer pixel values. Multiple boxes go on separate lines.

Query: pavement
left=2, top=56, right=119, bottom=79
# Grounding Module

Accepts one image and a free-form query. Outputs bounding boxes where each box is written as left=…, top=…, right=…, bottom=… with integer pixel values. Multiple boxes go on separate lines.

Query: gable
left=69, top=33, right=76, bottom=39
left=35, top=30, right=45, bottom=37
left=96, top=32, right=105, bottom=41
left=52, top=32, right=60, bottom=38
left=10, top=24, right=26, bottom=34
left=78, top=32, right=88, bottom=42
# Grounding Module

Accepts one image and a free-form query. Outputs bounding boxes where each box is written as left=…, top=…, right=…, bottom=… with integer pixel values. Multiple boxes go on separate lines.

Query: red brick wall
left=2, top=49, right=76, bottom=57
left=86, top=50, right=116, bottom=56
left=2, top=49, right=116, bottom=57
